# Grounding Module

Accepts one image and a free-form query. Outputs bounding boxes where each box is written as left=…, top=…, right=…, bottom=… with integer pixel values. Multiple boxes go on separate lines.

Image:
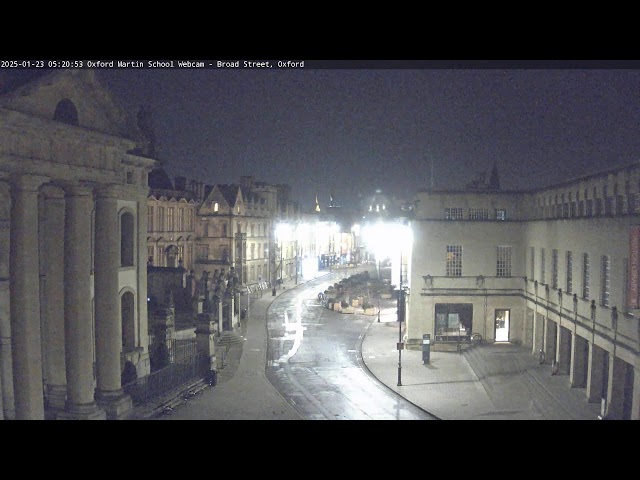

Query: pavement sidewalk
left=360, top=303, right=602, bottom=420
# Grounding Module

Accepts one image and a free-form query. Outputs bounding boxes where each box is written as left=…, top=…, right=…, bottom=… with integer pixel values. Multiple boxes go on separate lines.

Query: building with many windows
left=147, top=170, right=197, bottom=271
left=407, top=163, right=640, bottom=420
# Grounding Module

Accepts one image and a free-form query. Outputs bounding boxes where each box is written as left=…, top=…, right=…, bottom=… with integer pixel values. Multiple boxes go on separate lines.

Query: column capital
left=63, top=184, right=94, bottom=198
left=95, top=183, right=127, bottom=200
left=10, top=173, right=49, bottom=192
left=41, top=185, right=66, bottom=201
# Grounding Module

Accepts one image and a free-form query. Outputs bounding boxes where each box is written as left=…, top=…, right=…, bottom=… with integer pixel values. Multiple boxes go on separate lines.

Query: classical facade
left=406, top=163, right=640, bottom=420
left=0, top=70, right=156, bottom=420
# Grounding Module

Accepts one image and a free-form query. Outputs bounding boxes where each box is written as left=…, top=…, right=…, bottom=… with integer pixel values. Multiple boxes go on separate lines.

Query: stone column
left=605, top=356, right=626, bottom=419
left=569, top=333, right=588, bottom=388
left=0, top=201, right=14, bottom=419
left=42, top=189, right=67, bottom=410
left=136, top=192, right=150, bottom=377
left=631, top=367, right=640, bottom=420
left=543, top=318, right=556, bottom=365
left=556, top=325, right=571, bottom=375
left=94, top=187, right=132, bottom=419
left=532, top=312, right=544, bottom=356
left=10, top=174, right=47, bottom=420
left=0, top=279, right=10, bottom=420
left=58, top=185, right=105, bottom=420
left=586, top=343, right=604, bottom=403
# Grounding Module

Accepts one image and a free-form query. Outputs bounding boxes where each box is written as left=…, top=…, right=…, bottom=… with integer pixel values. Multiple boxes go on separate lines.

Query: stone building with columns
left=406, top=162, right=640, bottom=420
left=0, top=70, right=156, bottom=419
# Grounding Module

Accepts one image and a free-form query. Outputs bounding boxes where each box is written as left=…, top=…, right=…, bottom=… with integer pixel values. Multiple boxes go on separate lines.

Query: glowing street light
left=362, top=220, right=412, bottom=386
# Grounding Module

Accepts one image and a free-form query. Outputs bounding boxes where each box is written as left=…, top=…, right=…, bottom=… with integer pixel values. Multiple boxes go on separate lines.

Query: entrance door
left=494, top=309, right=510, bottom=342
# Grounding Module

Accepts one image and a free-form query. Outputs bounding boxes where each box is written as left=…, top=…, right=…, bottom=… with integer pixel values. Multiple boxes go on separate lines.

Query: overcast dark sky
left=97, top=67, right=640, bottom=211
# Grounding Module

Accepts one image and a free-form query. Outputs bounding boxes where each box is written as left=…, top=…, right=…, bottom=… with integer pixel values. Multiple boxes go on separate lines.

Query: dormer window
left=214, top=202, right=219, bottom=212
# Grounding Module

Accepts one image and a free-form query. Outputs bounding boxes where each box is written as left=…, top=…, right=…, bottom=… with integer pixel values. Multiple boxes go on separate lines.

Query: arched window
left=53, top=98, right=79, bottom=125
left=120, top=212, right=135, bottom=267
left=121, top=291, right=136, bottom=352
left=214, top=202, right=219, bottom=212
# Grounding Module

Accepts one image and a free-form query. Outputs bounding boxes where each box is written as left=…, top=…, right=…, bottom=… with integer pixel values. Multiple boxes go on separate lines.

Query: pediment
left=0, top=69, right=142, bottom=141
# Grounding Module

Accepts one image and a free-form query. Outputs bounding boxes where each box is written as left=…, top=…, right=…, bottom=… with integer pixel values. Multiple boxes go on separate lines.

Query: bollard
left=422, top=334, right=431, bottom=365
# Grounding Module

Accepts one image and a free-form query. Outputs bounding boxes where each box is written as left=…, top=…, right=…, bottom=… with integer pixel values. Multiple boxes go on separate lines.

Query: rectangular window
left=147, top=245, right=154, bottom=265
left=257, top=243, right=261, bottom=259
left=177, top=208, right=184, bottom=231
left=495, top=209, right=507, bottom=221
left=601, top=255, right=610, bottom=307
left=147, top=206, right=154, bottom=232
left=566, top=251, right=573, bottom=294
left=197, top=245, right=209, bottom=261
left=530, top=246, right=535, bottom=280
left=552, top=249, right=559, bottom=289
left=251, top=243, right=255, bottom=260
left=188, top=210, right=194, bottom=231
left=445, top=208, right=464, bottom=220
left=178, top=245, right=184, bottom=264
left=222, top=224, right=227, bottom=237
left=187, top=244, right=193, bottom=268
left=541, top=248, right=546, bottom=284
left=158, top=207, right=165, bottom=231
left=582, top=253, right=590, bottom=299
left=167, top=207, right=174, bottom=232
left=469, top=208, right=489, bottom=220
left=496, top=246, right=512, bottom=277
left=446, top=245, right=463, bottom=276
left=264, top=243, right=268, bottom=258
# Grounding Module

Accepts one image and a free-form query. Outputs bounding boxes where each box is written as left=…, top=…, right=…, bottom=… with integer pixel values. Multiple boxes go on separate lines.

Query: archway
left=121, top=291, right=135, bottom=353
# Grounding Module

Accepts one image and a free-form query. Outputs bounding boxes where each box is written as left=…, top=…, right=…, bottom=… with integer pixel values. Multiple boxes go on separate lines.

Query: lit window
left=445, top=208, right=463, bottom=220
left=446, top=245, right=462, bottom=276
left=601, top=255, right=610, bottom=307
left=214, top=202, right=219, bottom=212
left=566, top=251, right=573, bottom=293
left=496, top=246, right=512, bottom=277
left=582, top=253, right=590, bottom=299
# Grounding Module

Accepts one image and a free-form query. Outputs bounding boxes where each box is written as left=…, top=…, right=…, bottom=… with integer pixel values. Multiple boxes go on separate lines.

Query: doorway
left=494, top=309, right=510, bottom=342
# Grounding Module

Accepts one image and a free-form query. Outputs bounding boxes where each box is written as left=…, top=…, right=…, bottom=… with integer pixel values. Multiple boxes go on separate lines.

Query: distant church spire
left=315, top=193, right=321, bottom=212
left=489, top=162, right=500, bottom=190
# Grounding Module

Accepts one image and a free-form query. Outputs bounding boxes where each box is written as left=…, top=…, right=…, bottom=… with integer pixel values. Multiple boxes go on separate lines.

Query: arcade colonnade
left=0, top=175, right=151, bottom=419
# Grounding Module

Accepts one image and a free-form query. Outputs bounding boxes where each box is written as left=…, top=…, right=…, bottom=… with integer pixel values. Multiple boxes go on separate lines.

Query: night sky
left=13, top=66, right=640, bottom=212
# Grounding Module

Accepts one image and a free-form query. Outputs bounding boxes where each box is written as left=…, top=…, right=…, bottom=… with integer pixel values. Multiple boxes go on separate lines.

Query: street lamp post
left=280, top=240, right=283, bottom=288
left=397, top=250, right=404, bottom=387
left=295, top=240, right=299, bottom=285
